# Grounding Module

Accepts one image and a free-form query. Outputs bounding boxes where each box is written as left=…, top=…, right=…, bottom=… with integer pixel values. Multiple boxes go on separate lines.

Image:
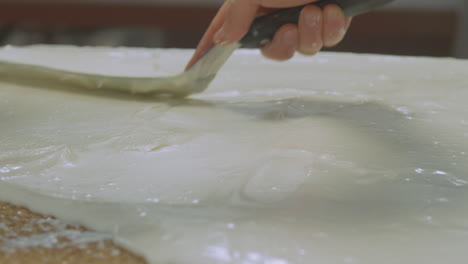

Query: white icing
left=1, top=46, right=468, bottom=264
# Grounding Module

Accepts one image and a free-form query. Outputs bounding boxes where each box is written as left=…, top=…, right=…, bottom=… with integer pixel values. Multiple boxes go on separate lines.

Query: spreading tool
left=0, top=0, right=394, bottom=97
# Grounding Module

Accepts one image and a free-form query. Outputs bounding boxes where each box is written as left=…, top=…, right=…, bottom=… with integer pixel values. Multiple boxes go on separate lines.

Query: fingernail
left=345, top=17, right=353, bottom=30
left=302, top=42, right=321, bottom=54
left=282, top=28, right=297, bottom=46
left=309, top=42, right=320, bottom=52
left=328, top=27, right=346, bottom=44
left=218, top=40, right=230, bottom=46
left=336, top=27, right=346, bottom=39
left=214, top=28, right=227, bottom=45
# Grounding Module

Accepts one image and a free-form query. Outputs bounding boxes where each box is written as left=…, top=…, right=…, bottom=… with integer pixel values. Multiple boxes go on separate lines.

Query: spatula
left=0, top=0, right=394, bottom=97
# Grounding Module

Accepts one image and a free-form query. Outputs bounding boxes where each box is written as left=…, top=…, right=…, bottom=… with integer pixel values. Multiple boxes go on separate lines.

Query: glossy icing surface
left=1, top=46, right=468, bottom=264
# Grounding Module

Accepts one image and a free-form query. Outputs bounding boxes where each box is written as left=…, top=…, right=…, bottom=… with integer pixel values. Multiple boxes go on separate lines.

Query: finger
left=215, top=0, right=319, bottom=45
left=261, top=24, right=298, bottom=61
left=297, top=5, right=323, bottom=55
left=185, top=1, right=231, bottom=70
left=322, top=4, right=347, bottom=47
left=213, top=0, right=258, bottom=45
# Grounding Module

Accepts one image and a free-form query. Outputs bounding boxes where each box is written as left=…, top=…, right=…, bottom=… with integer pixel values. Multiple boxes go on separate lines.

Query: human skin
left=186, top=0, right=352, bottom=70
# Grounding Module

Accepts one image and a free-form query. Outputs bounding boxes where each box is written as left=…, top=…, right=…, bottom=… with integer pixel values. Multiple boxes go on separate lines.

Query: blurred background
left=0, top=0, right=466, bottom=58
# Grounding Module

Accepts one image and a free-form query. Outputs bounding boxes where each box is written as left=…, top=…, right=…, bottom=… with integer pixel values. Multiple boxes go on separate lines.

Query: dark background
left=0, top=0, right=465, bottom=58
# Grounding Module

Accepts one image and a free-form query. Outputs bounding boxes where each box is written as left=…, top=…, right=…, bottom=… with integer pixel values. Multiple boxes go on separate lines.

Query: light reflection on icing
left=204, top=246, right=290, bottom=264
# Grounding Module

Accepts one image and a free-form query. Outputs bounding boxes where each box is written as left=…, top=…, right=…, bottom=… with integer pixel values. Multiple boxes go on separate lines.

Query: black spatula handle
left=240, top=0, right=394, bottom=48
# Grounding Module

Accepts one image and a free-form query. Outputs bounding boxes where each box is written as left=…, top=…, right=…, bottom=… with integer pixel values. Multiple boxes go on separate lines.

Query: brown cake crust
left=0, top=201, right=147, bottom=264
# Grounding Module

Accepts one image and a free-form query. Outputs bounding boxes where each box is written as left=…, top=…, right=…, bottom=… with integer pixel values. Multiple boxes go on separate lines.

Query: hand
left=186, top=0, right=352, bottom=70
